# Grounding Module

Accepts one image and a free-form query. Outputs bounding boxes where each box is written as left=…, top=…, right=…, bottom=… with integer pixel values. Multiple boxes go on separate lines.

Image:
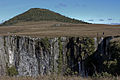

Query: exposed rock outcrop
left=0, top=35, right=119, bottom=76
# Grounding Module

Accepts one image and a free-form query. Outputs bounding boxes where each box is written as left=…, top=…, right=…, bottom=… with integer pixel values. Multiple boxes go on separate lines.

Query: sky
left=0, top=0, right=120, bottom=24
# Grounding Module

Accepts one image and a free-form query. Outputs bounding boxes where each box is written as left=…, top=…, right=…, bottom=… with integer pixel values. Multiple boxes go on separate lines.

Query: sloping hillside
left=1, top=8, right=88, bottom=26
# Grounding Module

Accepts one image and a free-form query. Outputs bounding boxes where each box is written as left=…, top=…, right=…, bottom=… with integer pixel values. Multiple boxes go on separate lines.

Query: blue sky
left=0, top=0, right=120, bottom=24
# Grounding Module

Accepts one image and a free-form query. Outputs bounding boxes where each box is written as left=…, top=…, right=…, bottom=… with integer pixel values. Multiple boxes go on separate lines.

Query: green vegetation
left=41, top=37, right=50, bottom=51
left=58, top=38, right=63, bottom=74
left=80, top=37, right=95, bottom=58
left=3, top=36, right=6, bottom=47
left=92, top=72, right=112, bottom=78
left=65, top=37, right=95, bottom=76
left=80, top=38, right=96, bottom=75
left=103, top=40, right=120, bottom=76
left=7, top=66, right=18, bottom=76
left=1, top=8, right=88, bottom=26
left=75, top=37, right=95, bottom=68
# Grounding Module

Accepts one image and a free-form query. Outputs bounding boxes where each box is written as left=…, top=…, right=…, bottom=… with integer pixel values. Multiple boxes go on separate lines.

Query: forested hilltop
left=1, top=8, right=88, bottom=26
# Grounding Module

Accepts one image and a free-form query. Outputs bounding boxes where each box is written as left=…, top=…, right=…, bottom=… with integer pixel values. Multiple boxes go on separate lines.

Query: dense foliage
left=103, top=40, right=120, bottom=76
left=65, top=37, right=95, bottom=75
left=1, top=8, right=88, bottom=26
left=7, top=66, right=18, bottom=76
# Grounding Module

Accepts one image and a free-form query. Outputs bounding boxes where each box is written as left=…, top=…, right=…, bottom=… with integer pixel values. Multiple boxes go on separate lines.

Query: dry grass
left=0, top=21, right=120, bottom=38
left=0, top=75, right=119, bottom=80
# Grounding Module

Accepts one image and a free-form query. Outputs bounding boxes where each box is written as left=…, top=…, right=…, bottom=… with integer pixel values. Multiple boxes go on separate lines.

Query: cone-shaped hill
left=1, top=8, right=88, bottom=26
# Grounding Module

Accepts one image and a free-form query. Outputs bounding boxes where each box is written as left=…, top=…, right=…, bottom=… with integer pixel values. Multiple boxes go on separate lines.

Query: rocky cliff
left=0, top=35, right=119, bottom=76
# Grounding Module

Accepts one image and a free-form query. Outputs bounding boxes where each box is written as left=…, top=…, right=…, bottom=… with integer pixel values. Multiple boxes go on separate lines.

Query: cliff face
left=0, top=35, right=117, bottom=76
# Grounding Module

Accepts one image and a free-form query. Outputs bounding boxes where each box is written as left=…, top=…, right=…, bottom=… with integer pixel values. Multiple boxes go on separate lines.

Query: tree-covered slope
left=1, top=8, right=88, bottom=26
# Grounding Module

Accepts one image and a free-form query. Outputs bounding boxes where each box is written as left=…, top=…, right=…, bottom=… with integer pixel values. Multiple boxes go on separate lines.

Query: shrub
left=58, top=38, right=63, bottom=74
left=7, top=66, right=18, bottom=76
left=103, top=40, right=120, bottom=75
left=92, top=72, right=112, bottom=78
left=41, top=37, right=50, bottom=51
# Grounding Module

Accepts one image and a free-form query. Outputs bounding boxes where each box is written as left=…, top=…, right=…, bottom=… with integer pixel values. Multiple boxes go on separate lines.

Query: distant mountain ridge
left=1, top=8, right=88, bottom=26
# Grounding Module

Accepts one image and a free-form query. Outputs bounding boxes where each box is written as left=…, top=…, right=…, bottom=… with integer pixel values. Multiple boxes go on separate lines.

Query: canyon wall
left=0, top=35, right=118, bottom=76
